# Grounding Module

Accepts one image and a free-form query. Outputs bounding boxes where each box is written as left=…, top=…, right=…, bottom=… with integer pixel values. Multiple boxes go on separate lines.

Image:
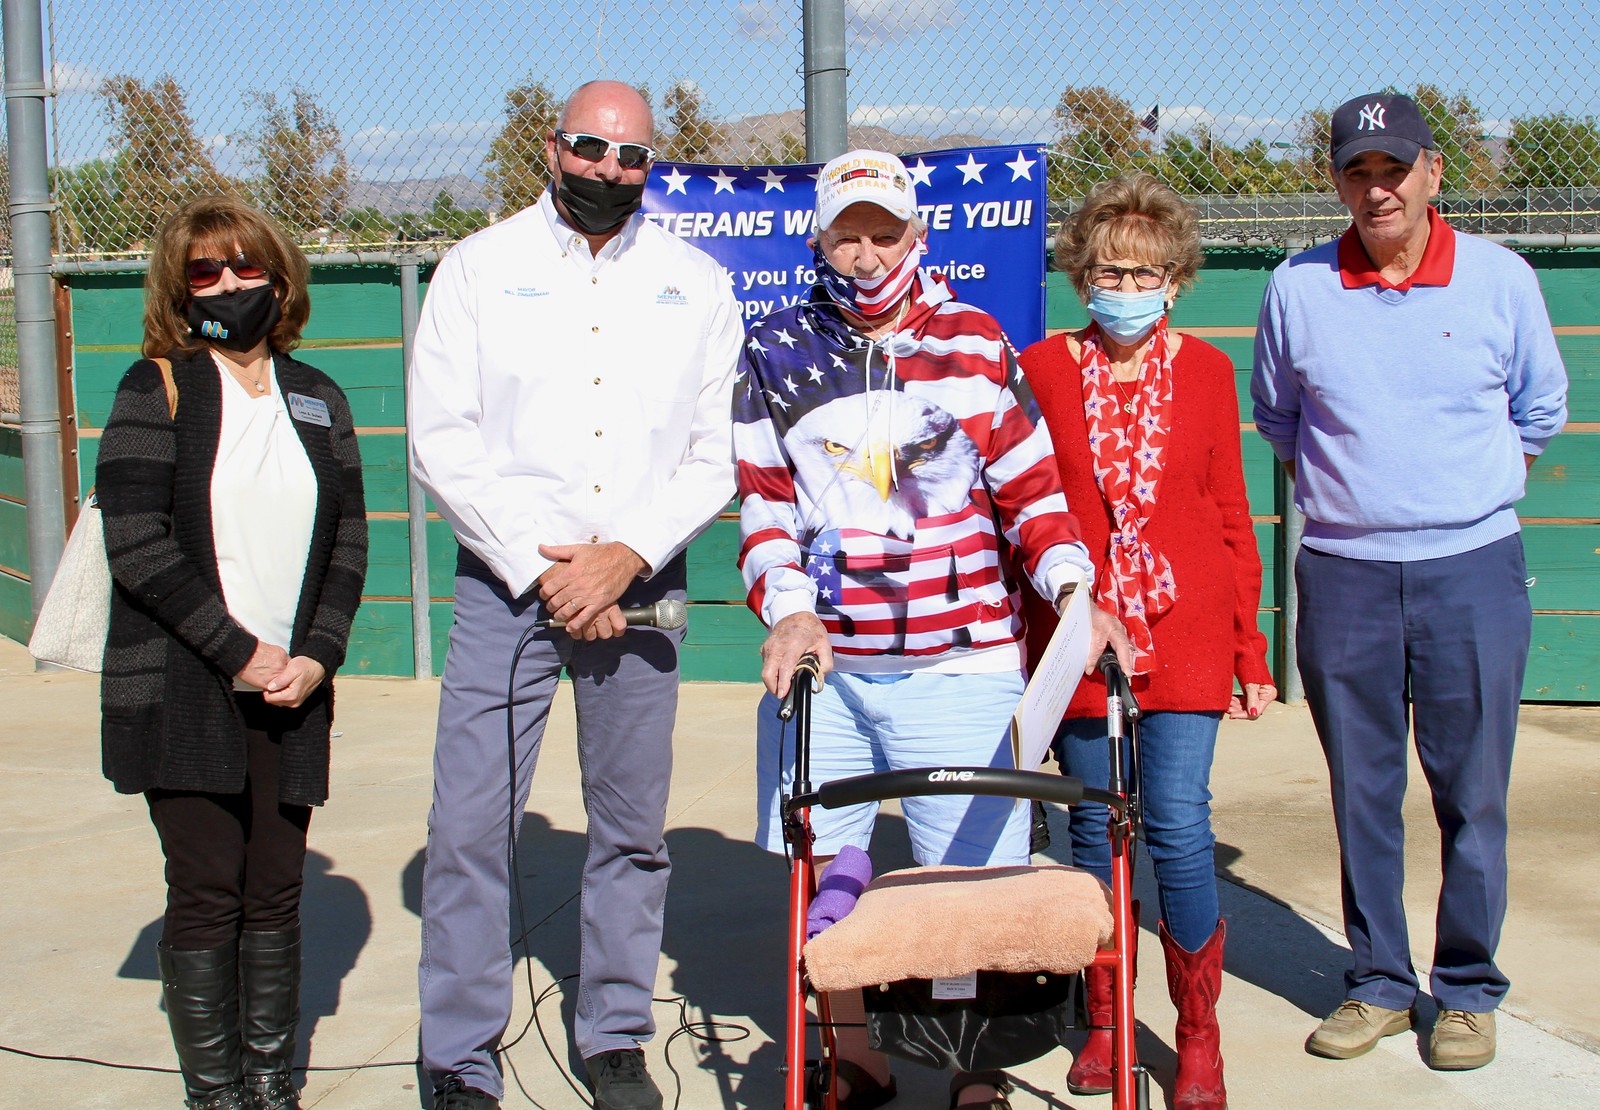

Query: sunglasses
left=556, top=130, right=656, bottom=170
left=187, top=252, right=269, bottom=289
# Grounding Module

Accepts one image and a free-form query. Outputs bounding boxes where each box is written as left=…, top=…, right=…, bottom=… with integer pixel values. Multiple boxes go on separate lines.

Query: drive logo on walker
left=199, top=320, right=229, bottom=339
left=642, top=145, right=1048, bottom=347
left=928, top=769, right=977, bottom=783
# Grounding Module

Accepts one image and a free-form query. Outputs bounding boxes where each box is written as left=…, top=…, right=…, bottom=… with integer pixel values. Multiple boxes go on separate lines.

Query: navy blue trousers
left=1295, top=534, right=1530, bottom=1013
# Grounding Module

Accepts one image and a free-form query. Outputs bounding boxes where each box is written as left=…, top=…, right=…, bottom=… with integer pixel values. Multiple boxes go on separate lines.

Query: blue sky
left=42, top=0, right=1600, bottom=180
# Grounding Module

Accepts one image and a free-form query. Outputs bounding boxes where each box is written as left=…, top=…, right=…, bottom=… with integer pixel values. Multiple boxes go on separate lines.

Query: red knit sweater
left=1021, top=332, right=1274, bottom=716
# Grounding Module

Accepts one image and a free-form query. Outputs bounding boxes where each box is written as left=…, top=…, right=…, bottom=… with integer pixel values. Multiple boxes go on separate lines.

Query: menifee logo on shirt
left=657, top=285, right=688, bottom=305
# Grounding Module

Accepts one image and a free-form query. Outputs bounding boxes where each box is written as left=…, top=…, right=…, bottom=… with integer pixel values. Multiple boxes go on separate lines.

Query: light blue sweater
left=1252, top=230, right=1568, bottom=561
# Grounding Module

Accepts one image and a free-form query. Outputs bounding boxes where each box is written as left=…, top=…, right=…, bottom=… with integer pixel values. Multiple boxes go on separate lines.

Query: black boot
left=240, top=928, right=303, bottom=1110
left=158, top=943, right=249, bottom=1110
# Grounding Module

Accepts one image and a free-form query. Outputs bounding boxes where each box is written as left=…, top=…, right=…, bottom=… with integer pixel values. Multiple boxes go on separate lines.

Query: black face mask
left=186, top=283, right=282, bottom=353
left=556, top=170, right=646, bottom=235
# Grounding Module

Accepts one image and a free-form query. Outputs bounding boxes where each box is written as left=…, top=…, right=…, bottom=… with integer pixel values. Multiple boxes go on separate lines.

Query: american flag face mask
left=813, top=239, right=926, bottom=321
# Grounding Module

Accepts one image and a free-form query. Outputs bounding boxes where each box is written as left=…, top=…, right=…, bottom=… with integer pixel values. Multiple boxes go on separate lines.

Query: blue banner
left=641, top=145, right=1047, bottom=346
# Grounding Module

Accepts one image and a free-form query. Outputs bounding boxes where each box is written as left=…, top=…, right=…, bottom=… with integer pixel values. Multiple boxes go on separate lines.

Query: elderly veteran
left=735, top=148, right=1131, bottom=1110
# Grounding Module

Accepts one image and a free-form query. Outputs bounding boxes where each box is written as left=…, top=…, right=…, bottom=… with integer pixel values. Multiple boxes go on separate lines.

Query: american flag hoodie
left=735, top=273, right=1092, bottom=672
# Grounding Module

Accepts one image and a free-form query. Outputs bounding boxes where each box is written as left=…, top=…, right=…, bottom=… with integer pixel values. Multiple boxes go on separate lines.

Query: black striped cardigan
left=97, top=347, right=367, bottom=805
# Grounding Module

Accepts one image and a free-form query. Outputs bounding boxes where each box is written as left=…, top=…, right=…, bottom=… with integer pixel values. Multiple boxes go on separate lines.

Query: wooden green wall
left=5, top=249, right=1593, bottom=700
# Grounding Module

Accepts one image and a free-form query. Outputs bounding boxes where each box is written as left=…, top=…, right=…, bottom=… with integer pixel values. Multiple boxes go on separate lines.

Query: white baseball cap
left=815, top=149, right=918, bottom=230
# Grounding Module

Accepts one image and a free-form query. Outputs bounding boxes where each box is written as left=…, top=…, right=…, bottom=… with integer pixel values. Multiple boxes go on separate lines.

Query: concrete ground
left=2, top=632, right=1597, bottom=1109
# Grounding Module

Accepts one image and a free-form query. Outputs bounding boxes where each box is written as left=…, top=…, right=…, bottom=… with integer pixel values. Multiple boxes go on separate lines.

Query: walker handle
left=777, top=652, right=823, bottom=722
left=1098, top=648, right=1140, bottom=720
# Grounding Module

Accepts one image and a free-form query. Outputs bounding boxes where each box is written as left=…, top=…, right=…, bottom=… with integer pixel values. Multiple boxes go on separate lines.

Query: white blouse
left=209, top=353, right=317, bottom=689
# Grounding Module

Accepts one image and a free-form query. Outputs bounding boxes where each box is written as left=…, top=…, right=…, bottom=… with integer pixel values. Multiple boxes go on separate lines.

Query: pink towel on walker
left=805, top=845, right=873, bottom=939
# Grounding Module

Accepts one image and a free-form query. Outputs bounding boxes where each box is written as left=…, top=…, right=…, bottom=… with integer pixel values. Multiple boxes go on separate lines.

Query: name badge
left=287, top=393, right=331, bottom=427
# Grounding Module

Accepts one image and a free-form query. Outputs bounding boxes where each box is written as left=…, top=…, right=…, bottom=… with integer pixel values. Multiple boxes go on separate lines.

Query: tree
left=53, top=159, right=130, bottom=254
left=658, top=80, right=724, bottom=163
left=426, top=191, right=491, bottom=240
left=484, top=78, right=559, bottom=218
left=1047, top=86, right=1154, bottom=204
left=247, top=89, right=350, bottom=238
left=1410, top=84, right=1494, bottom=194
left=98, top=76, right=231, bottom=247
left=1504, top=113, right=1600, bottom=189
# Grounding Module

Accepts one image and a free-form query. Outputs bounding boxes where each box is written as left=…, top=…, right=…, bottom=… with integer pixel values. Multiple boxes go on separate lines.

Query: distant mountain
left=340, top=115, right=1012, bottom=216
left=345, top=175, right=492, bottom=216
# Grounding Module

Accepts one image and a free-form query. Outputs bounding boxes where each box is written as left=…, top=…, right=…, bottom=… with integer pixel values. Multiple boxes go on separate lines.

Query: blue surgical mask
left=1086, top=286, right=1168, bottom=344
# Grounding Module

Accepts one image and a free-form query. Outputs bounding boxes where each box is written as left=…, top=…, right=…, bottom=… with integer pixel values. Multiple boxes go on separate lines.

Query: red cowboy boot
left=1067, top=902, right=1140, bottom=1094
left=1161, top=919, right=1227, bottom=1110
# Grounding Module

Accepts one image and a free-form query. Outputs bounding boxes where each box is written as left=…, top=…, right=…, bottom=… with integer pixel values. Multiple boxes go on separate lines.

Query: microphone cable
left=0, top=615, right=752, bottom=1107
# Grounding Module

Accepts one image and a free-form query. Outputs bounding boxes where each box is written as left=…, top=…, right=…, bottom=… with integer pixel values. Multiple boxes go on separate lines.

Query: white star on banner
left=783, top=374, right=800, bottom=394
left=768, top=390, right=791, bottom=411
left=808, top=366, right=825, bottom=382
left=830, top=354, right=849, bottom=371
left=759, top=169, right=786, bottom=192
left=956, top=154, right=988, bottom=183
left=906, top=158, right=935, bottom=187
left=661, top=166, right=691, bottom=195
left=775, top=329, right=798, bottom=348
left=799, top=315, right=814, bottom=332
left=1005, top=150, right=1036, bottom=181
left=747, top=337, right=767, bottom=354
left=709, top=169, right=737, bottom=194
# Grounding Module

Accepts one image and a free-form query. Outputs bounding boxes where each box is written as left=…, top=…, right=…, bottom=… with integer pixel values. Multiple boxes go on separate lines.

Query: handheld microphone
left=536, top=598, right=688, bottom=631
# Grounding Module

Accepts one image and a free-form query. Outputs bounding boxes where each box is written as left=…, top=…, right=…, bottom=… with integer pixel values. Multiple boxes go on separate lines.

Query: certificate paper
left=1011, top=585, right=1091, bottom=770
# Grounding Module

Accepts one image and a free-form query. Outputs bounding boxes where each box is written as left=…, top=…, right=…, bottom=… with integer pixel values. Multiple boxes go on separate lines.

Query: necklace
left=221, top=355, right=269, bottom=393
left=1111, top=373, right=1138, bottom=415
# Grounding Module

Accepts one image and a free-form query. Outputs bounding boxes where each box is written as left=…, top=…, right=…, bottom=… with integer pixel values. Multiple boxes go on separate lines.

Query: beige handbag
left=27, top=358, right=176, bottom=671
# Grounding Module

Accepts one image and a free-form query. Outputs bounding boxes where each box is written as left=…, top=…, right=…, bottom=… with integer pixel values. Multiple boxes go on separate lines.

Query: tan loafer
left=1305, top=999, right=1416, bottom=1059
left=1429, top=1009, right=1496, bottom=1071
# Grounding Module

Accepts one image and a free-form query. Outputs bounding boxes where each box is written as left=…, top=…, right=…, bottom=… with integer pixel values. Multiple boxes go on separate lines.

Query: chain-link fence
left=29, top=0, right=1600, bottom=258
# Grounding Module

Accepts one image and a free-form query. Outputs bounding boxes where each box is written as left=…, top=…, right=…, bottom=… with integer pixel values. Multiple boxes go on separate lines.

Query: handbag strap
left=152, top=356, right=178, bottom=418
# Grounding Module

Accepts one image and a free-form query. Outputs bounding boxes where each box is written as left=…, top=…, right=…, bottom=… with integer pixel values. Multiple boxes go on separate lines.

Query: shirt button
left=593, top=484, right=602, bottom=493
left=593, top=377, right=601, bottom=385
left=592, top=276, right=599, bottom=284
left=595, top=429, right=603, bottom=437
left=589, top=535, right=599, bottom=543
left=591, top=325, right=599, bottom=333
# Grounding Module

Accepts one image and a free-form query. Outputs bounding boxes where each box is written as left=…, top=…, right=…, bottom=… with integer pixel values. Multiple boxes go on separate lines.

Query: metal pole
left=4, top=0, right=67, bottom=665
left=398, top=255, right=431, bottom=680
left=1279, top=238, right=1308, bottom=705
left=801, top=0, right=847, bottom=162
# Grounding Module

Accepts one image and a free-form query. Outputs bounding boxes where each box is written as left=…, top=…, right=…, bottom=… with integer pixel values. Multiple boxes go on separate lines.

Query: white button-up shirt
left=409, top=191, right=743, bottom=596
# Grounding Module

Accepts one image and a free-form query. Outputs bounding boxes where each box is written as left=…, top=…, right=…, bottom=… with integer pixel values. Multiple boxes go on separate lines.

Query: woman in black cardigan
left=97, top=196, right=366, bottom=1110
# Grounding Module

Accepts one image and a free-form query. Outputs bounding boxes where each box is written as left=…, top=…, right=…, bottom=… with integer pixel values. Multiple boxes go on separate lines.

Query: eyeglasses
left=1089, top=263, right=1173, bottom=291
left=187, top=252, right=269, bottom=289
left=556, top=131, right=656, bottom=170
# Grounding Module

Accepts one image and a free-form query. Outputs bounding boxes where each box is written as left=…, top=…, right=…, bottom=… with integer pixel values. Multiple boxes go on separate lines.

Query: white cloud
left=346, top=119, right=499, bottom=180
left=737, top=0, right=962, bottom=46
left=50, top=61, right=108, bottom=95
left=851, top=102, right=1053, bottom=145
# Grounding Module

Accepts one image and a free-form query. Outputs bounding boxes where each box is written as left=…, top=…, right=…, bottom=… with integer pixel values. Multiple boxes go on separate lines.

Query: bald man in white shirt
left=408, top=80, right=742, bottom=1110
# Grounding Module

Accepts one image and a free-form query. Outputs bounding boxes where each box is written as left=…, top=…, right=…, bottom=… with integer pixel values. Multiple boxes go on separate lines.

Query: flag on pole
left=1141, top=104, right=1160, bottom=133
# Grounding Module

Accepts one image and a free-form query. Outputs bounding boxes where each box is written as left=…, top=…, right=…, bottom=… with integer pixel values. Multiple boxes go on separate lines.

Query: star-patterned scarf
left=1080, top=320, right=1178, bottom=671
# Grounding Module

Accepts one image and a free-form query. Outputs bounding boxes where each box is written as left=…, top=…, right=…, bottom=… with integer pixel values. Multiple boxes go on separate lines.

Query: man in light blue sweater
left=1252, top=92, right=1567, bottom=1074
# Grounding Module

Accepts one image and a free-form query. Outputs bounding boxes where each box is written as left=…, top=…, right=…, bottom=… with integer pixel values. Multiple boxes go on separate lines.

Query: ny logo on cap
left=1357, top=102, right=1387, bottom=131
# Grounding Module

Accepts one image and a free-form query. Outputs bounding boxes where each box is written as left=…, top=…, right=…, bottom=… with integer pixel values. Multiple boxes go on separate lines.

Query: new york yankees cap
left=1330, top=92, right=1436, bottom=171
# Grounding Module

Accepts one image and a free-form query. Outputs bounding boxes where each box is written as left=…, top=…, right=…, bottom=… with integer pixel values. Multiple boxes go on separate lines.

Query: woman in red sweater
left=1020, top=174, right=1275, bottom=1110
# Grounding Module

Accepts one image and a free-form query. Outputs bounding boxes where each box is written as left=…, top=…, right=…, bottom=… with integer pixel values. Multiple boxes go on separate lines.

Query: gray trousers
left=418, top=547, right=685, bottom=1096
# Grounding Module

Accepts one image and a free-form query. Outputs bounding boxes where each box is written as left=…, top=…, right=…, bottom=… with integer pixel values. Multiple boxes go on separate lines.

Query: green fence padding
left=0, top=499, right=30, bottom=576
left=1527, top=613, right=1600, bottom=701
left=1527, top=250, right=1600, bottom=325
left=0, top=571, right=31, bottom=644
left=1523, top=523, right=1600, bottom=611
left=302, top=346, right=407, bottom=427
left=687, top=517, right=745, bottom=603
left=64, top=272, right=145, bottom=346
left=1524, top=433, right=1600, bottom=518
left=364, top=517, right=461, bottom=600
left=0, top=427, right=24, bottom=502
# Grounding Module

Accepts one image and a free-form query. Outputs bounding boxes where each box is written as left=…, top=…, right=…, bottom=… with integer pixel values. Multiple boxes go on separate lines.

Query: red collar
left=1338, top=206, right=1455, bottom=290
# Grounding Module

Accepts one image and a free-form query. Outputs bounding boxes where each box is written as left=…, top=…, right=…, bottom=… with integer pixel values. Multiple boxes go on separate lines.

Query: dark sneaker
left=432, top=1075, right=500, bottom=1110
left=585, top=1048, right=664, bottom=1110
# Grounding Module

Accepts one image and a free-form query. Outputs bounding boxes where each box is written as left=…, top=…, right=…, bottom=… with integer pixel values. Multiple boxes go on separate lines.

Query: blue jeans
left=1055, top=710, right=1222, bottom=951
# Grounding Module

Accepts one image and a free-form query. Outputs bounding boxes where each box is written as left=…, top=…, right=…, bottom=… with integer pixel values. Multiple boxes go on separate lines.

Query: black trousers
left=146, top=694, right=314, bottom=950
